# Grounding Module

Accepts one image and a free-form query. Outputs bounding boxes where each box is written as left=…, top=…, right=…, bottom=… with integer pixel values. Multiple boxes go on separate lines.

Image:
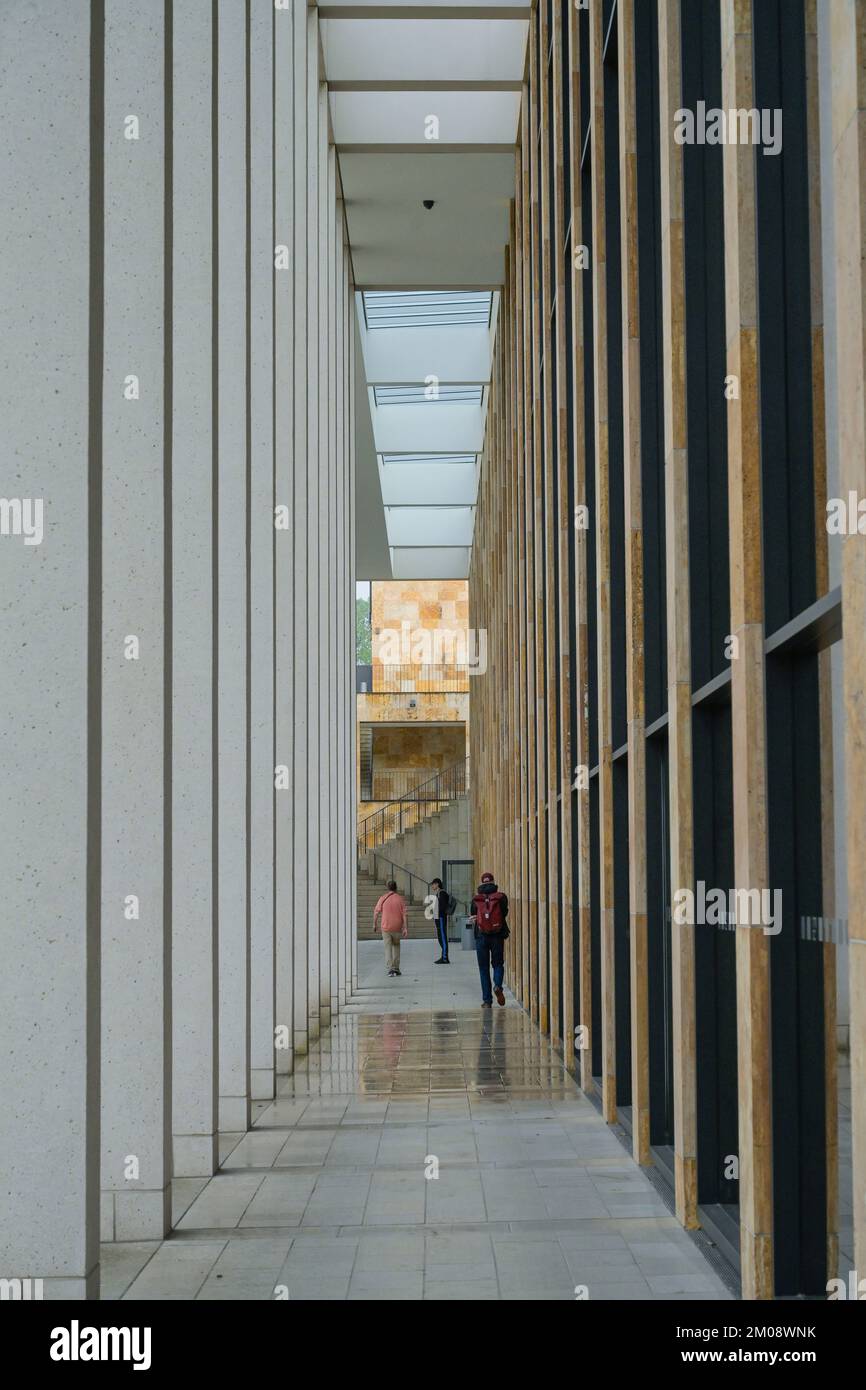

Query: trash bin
left=461, top=916, right=476, bottom=952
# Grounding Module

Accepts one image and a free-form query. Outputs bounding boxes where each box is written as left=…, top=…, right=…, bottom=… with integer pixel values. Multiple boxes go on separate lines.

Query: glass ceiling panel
left=379, top=457, right=478, bottom=508
left=364, top=290, right=492, bottom=330
left=386, top=506, right=475, bottom=548
left=374, top=384, right=484, bottom=406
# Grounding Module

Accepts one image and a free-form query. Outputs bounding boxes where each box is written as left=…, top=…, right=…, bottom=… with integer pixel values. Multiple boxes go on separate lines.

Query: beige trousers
left=383, top=930, right=402, bottom=970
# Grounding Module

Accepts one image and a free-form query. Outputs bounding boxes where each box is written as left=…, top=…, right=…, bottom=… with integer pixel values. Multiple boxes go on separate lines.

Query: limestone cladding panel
left=371, top=580, right=470, bottom=671
left=372, top=725, right=465, bottom=777
left=357, top=693, right=469, bottom=724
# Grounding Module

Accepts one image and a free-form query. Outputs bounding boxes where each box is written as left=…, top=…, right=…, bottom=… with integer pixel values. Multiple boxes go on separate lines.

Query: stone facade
left=357, top=581, right=470, bottom=831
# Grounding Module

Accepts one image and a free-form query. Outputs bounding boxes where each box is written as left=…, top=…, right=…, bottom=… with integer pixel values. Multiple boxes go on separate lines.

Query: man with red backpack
left=469, top=871, right=509, bottom=1008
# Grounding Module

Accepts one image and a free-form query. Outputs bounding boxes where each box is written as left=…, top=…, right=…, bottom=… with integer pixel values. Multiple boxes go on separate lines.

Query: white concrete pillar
left=349, top=258, right=359, bottom=996
left=329, top=164, right=341, bottom=1022
left=318, top=87, right=333, bottom=1029
left=171, top=0, right=218, bottom=1182
left=0, top=0, right=100, bottom=1298
left=306, top=30, right=322, bottom=1046
left=216, top=0, right=249, bottom=1132
left=292, top=0, right=310, bottom=1057
left=274, top=0, right=295, bottom=1076
left=100, top=0, right=170, bottom=1243
left=339, top=233, right=353, bottom=1006
left=249, top=0, right=275, bottom=1103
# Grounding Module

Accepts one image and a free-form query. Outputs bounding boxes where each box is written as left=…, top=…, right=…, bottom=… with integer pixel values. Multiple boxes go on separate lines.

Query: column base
left=173, top=1132, right=218, bottom=1178
left=34, top=1269, right=100, bottom=1301
left=101, top=1186, right=171, bottom=1242
left=251, top=1067, right=274, bottom=1101
left=218, top=1095, right=249, bottom=1132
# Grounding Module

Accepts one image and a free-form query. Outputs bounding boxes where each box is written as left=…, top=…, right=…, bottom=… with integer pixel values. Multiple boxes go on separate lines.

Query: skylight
left=363, top=291, right=493, bottom=331
left=373, top=385, right=484, bottom=407
left=381, top=453, right=477, bottom=466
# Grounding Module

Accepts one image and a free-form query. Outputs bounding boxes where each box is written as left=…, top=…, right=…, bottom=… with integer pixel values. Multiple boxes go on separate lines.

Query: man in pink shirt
left=373, top=880, right=409, bottom=977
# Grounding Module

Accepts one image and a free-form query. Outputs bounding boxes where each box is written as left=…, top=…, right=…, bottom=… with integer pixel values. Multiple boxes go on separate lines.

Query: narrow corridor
left=103, top=945, right=732, bottom=1302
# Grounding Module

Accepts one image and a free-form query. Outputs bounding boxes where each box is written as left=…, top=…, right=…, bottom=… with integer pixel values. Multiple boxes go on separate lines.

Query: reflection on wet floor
left=107, top=942, right=733, bottom=1300
left=286, top=1008, right=569, bottom=1098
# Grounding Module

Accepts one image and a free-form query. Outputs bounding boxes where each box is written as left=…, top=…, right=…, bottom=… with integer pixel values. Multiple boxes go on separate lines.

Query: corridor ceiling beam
left=328, top=80, right=524, bottom=91
left=319, top=7, right=531, bottom=19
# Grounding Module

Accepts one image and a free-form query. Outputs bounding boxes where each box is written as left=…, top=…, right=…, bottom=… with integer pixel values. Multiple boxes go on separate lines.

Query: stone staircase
left=362, top=797, right=469, bottom=888
left=356, top=868, right=438, bottom=941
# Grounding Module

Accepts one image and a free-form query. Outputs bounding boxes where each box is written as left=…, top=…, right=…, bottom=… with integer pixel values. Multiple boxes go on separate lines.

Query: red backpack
left=474, top=890, right=505, bottom=933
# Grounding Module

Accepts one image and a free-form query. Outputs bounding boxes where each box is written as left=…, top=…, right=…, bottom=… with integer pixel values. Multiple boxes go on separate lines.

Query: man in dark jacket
left=431, top=877, right=450, bottom=964
left=470, top=872, right=509, bottom=1007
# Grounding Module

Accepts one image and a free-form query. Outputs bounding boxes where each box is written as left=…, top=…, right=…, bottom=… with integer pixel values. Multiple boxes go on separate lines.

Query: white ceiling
left=337, top=152, right=515, bottom=289
left=330, top=90, right=521, bottom=146
left=328, top=2, right=529, bottom=580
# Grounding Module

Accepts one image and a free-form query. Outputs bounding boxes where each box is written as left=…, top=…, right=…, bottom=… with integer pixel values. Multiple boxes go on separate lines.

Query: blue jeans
left=435, top=916, right=449, bottom=960
left=476, top=933, right=505, bottom=1004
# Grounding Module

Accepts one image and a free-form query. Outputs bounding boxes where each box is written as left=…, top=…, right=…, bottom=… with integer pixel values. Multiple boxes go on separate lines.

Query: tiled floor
left=104, top=940, right=732, bottom=1301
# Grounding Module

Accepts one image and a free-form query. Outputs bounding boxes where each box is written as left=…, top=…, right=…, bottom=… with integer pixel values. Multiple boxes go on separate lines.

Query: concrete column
left=349, top=257, right=359, bottom=995
left=171, top=0, right=217, bottom=1182
left=249, top=0, right=275, bottom=1102
left=274, top=0, right=295, bottom=1075
left=216, top=0, right=249, bottom=1132
left=338, top=236, right=349, bottom=1009
left=100, top=0, right=170, bottom=1243
left=305, top=30, right=322, bottom=1046
left=329, top=164, right=341, bottom=1021
left=0, top=0, right=100, bottom=1299
left=318, top=87, right=332, bottom=1029
left=292, top=0, right=309, bottom=1056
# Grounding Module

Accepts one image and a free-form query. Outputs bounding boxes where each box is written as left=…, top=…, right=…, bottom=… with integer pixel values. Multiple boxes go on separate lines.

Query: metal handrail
left=357, top=755, right=470, bottom=858
left=364, top=850, right=472, bottom=921
left=370, top=663, right=470, bottom=693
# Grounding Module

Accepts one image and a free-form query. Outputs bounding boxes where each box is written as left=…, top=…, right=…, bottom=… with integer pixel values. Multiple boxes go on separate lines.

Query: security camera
left=423, top=199, right=435, bottom=211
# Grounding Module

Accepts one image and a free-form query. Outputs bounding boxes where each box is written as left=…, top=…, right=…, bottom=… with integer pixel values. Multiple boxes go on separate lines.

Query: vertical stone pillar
left=618, top=0, right=651, bottom=1168
left=216, top=0, right=250, bottom=1132
left=657, top=0, right=698, bottom=1232
left=100, top=0, right=170, bottom=1243
left=306, top=33, right=322, bottom=1046
left=292, top=0, right=310, bottom=1058
left=0, top=0, right=101, bottom=1298
left=349, top=251, right=359, bottom=996
left=829, top=0, right=866, bottom=1284
left=588, top=0, right=617, bottom=1123
left=551, top=2, right=574, bottom=1075
left=274, top=0, right=295, bottom=1075
left=319, top=114, right=334, bottom=1028
left=339, top=216, right=353, bottom=1006
left=721, top=0, right=774, bottom=1299
left=329, top=166, right=341, bottom=1022
left=249, top=0, right=275, bottom=1102
left=171, top=0, right=218, bottom=1179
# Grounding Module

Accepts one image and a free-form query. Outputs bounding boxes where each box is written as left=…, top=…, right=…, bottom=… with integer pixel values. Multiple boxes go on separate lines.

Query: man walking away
left=373, top=880, right=408, bottom=977
left=470, top=871, right=509, bottom=1007
left=431, top=876, right=451, bottom=964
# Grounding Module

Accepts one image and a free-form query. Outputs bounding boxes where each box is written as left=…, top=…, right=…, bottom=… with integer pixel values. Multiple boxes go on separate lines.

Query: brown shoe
left=494, top=986, right=505, bottom=1007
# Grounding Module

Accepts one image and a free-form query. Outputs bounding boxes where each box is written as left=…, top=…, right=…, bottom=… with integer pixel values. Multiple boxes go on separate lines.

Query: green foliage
left=356, top=596, right=372, bottom=665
